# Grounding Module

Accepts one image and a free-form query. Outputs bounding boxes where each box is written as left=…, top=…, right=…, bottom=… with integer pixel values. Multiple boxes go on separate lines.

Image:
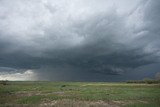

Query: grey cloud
left=0, top=0, right=160, bottom=81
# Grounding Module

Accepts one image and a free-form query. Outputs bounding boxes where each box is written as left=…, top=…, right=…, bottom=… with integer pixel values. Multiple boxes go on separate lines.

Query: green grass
left=123, top=103, right=160, bottom=107
left=0, top=82, right=160, bottom=107
left=17, top=95, right=44, bottom=104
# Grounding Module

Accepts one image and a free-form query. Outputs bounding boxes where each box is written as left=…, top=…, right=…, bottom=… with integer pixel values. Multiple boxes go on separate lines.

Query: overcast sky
left=0, top=0, right=160, bottom=81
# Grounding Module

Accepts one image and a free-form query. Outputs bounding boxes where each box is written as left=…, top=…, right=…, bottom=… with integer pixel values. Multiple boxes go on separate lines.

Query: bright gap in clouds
left=0, top=70, right=38, bottom=81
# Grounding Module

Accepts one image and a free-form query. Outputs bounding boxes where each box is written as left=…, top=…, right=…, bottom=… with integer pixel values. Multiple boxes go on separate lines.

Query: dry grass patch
left=40, top=99, right=119, bottom=107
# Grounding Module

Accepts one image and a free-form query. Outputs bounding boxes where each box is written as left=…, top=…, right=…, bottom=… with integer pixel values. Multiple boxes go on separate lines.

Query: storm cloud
left=0, top=0, right=160, bottom=81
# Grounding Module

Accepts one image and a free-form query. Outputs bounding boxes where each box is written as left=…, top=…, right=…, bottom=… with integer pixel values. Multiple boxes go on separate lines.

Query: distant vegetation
left=126, top=72, right=160, bottom=84
left=0, top=80, right=9, bottom=85
left=126, top=79, right=160, bottom=84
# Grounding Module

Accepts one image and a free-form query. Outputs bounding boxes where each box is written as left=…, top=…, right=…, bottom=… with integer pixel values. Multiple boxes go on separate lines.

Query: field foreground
left=0, top=82, right=160, bottom=107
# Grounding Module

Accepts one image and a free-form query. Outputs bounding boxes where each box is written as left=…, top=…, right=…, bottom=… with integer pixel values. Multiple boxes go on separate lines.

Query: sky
left=0, top=0, right=160, bottom=81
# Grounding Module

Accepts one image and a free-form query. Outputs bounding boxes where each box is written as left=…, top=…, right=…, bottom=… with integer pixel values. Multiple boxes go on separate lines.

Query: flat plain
left=0, top=81, right=160, bottom=107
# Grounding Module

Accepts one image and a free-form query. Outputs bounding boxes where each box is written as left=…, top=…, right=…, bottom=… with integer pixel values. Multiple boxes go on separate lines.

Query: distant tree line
left=126, top=79, right=160, bottom=84
left=0, top=80, right=9, bottom=85
left=126, top=72, right=160, bottom=84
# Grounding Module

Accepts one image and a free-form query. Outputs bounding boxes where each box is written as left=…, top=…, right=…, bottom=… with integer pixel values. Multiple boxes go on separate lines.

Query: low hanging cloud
left=0, top=0, right=160, bottom=81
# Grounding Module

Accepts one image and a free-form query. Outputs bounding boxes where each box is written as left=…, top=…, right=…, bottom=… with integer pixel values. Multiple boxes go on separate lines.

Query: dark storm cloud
left=0, top=0, right=160, bottom=81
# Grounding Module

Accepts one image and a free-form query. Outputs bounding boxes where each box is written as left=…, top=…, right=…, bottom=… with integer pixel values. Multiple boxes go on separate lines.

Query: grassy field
left=0, top=81, right=160, bottom=107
